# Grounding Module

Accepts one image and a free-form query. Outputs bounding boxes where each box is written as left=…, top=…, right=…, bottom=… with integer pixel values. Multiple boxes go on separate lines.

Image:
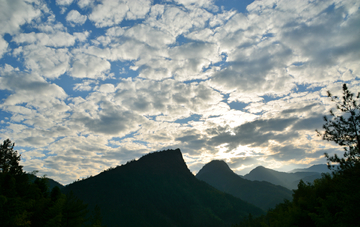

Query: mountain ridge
left=289, top=164, right=332, bottom=173
left=196, top=160, right=293, bottom=210
left=244, top=165, right=322, bottom=189
left=63, top=149, right=263, bottom=227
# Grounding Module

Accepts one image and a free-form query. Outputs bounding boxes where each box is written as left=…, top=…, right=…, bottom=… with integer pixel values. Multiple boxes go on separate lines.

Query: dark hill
left=244, top=166, right=321, bottom=189
left=196, top=160, right=292, bottom=210
left=63, top=149, right=263, bottom=227
left=27, top=174, right=64, bottom=190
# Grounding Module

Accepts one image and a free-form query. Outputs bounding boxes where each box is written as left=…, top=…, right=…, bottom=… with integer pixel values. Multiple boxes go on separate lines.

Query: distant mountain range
left=243, top=165, right=325, bottom=190
left=27, top=173, right=64, bottom=190
left=62, top=149, right=264, bottom=227
left=196, top=160, right=293, bottom=210
left=289, top=164, right=332, bottom=173
left=34, top=149, right=332, bottom=225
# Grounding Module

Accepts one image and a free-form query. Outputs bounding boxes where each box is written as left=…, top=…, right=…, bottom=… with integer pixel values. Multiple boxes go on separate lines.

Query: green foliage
left=0, top=139, right=102, bottom=227
left=316, top=83, right=360, bottom=170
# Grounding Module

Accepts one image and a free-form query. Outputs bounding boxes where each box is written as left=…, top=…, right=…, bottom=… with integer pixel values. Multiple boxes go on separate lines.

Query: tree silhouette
left=316, top=83, right=360, bottom=171
left=0, top=139, right=23, bottom=175
left=0, top=139, right=97, bottom=227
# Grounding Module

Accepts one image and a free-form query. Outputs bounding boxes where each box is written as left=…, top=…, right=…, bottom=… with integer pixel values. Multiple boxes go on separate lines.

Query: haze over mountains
left=196, top=160, right=293, bottom=210
left=62, top=149, right=263, bottom=227
left=243, top=165, right=327, bottom=190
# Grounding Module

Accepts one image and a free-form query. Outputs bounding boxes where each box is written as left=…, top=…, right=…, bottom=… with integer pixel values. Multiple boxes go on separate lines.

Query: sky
left=0, top=0, right=359, bottom=185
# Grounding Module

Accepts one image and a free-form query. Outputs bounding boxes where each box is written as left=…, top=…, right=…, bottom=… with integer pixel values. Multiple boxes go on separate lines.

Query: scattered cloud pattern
left=0, top=0, right=359, bottom=184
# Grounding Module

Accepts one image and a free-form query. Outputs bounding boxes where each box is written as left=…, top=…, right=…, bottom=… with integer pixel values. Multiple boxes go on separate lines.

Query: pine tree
left=0, top=139, right=23, bottom=175
left=316, top=83, right=360, bottom=171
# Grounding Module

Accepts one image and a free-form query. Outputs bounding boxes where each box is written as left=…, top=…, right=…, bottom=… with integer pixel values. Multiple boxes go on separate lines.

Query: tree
left=0, top=139, right=93, bottom=227
left=0, top=139, right=23, bottom=175
left=316, top=83, right=360, bottom=171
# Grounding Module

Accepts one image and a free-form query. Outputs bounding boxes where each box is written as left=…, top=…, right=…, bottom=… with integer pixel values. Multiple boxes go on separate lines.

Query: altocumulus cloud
left=0, top=0, right=359, bottom=184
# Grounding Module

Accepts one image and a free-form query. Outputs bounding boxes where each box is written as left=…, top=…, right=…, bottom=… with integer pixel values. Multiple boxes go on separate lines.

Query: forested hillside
left=63, top=149, right=264, bottom=227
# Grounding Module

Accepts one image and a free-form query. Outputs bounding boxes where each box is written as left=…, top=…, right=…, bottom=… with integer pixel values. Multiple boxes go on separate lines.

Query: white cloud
left=15, top=44, right=70, bottom=79
left=66, top=10, right=87, bottom=25
left=73, top=31, right=90, bottom=42
left=89, top=0, right=151, bottom=27
left=123, top=24, right=176, bottom=48
left=69, top=91, right=147, bottom=136
left=0, top=0, right=42, bottom=35
left=73, top=80, right=98, bottom=91
left=174, top=0, right=218, bottom=11
left=13, top=31, right=78, bottom=47
left=78, top=0, right=95, bottom=8
left=56, top=0, right=74, bottom=6
left=113, top=78, right=224, bottom=120
left=97, top=83, right=115, bottom=93
left=0, top=37, right=8, bottom=58
left=70, top=53, right=111, bottom=79
left=146, top=5, right=212, bottom=37
left=0, top=68, right=67, bottom=107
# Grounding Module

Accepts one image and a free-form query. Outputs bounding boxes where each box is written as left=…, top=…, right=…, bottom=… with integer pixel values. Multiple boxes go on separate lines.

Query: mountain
left=27, top=174, right=64, bottom=190
left=244, top=166, right=321, bottom=190
left=290, top=164, right=332, bottom=173
left=63, top=149, right=263, bottom=227
left=196, top=160, right=293, bottom=210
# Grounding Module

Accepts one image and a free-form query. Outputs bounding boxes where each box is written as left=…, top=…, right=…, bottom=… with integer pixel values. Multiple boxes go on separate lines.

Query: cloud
left=270, top=145, right=307, bottom=161
left=66, top=10, right=87, bottom=25
left=69, top=53, right=111, bottom=79
left=0, top=37, right=8, bottom=58
left=123, top=24, right=176, bottom=48
left=73, top=105, right=145, bottom=136
left=56, top=0, right=74, bottom=6
left=0, top=0, right=358, bottom=184
left=15, top=45, right=70, bottom=79
left=146, top=4, right=212, bottom=37
left=13, top=31, right=78, bottom=47
left=77, top=0, right=94, bottom=9
left=0, top=67, right=67, bottom=106
left=73, top=80, right=98, bottom=91
left=208, top=117, right=300, bottom=151
left=89, top=0, right=151, bottom=27
left=0, top=0, right=41, bottom=35
left=114, top=78, right=223, bottom=119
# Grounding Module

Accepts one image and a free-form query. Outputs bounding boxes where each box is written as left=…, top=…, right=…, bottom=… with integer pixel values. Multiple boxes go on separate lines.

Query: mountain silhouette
left=196, top=160, right=292, bottom=210
left=289, top=164, right=332, bottom=173
left=63, top=149, right=263, bottom=227
left=27, top=173, right=64, bottom=190
left=244, top=166, right=322, bottom=189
